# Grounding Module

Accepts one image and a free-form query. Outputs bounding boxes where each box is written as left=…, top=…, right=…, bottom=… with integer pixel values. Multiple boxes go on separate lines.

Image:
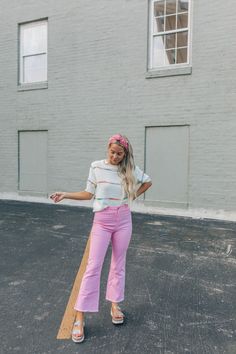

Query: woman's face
left=107, top=143, right=126, bottom=165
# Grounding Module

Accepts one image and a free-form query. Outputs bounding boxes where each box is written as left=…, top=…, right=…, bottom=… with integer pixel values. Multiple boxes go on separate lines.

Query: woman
left=50, top=134, right=152, bottom=343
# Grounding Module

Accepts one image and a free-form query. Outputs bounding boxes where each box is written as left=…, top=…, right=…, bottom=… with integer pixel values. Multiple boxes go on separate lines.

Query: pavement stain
left=145, top=221, right=163, bottom=226
left=34, top=312, right=50, bottom=321
left=8, top=280, right=26, bottom=286
left=52, top=224, right=66, bottom=230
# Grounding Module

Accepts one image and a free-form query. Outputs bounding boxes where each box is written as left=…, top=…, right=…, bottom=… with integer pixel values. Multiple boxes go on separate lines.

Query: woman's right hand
left=50, top=192, right=66, bottom=203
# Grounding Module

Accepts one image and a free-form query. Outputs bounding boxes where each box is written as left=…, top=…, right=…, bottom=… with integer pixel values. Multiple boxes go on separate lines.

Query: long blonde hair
left=108, top=135, right=137, bottom=201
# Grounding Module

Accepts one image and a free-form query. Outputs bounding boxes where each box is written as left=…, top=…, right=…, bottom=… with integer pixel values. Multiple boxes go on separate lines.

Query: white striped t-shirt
left=85, top=159, right=151, bottom=212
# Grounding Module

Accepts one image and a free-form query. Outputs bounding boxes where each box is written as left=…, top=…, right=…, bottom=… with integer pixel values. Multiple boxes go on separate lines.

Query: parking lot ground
left=0, top=200, right=236, bottom=354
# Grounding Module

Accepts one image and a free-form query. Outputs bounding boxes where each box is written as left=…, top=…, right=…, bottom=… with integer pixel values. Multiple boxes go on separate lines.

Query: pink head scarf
left=108, top=134, right=129, bottom=150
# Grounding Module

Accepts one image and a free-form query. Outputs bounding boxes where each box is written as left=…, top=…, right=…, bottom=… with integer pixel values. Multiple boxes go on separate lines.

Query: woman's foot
left=72, top=313, right=85, bottom=343
left=111, top=303, right=125, bottom=324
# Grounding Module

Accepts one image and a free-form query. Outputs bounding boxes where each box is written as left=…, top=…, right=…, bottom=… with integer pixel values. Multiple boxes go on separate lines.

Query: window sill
left=17, top=81, right=48, bottom=92
left=146, top=65, right=192, bottom=79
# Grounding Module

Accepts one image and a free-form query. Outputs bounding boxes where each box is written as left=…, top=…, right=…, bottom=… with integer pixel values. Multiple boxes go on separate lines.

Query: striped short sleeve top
left=85, top=159, right=151, bottom=212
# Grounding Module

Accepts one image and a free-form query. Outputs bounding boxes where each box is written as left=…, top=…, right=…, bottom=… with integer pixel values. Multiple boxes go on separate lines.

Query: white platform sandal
left=71, top=320, right=85, bottom=343
left=111, top=305, right=125, bottom=324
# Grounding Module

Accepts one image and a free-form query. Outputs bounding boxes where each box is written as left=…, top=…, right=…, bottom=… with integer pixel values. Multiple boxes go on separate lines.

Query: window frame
left=18, top=18, right=48, bottom=90
left=147, top=0, right=192, bottom=78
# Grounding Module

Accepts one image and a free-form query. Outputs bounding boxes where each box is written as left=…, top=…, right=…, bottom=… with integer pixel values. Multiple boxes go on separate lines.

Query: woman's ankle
left=75, top=311, right=84, bottom=321
left=111, top=302, right=118, bottom=308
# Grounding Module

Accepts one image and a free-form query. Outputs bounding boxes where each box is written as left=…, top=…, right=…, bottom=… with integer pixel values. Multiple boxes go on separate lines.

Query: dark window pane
left=177, top=31, right=188, bottom=47
left=165, top=33, right=176, bottom=49
left=177, top=47, right=187, bottom=63
left=154, top=0, right=165, bottom=17
left=166, top=0, right=177, bottom=16
left=165, top=48, right=176, bottom=64
left=177, top=13, right=188, bottom=28
left=177, top=0, right=189, bottom=13
left=154, top=16, right=165, bottom=33
left=165, top=15, right=176, bottom=31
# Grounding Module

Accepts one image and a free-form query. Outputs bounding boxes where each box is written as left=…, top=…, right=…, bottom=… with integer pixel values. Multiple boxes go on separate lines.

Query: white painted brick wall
left=0, top=0, right=235, bottom=213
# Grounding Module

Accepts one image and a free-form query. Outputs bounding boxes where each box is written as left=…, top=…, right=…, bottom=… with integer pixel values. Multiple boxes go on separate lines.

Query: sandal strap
left=72, top=320, right=84, bottom=336
left=112, top=305, right=121, bottom=311
left=111, top=306, right=124, bottom=318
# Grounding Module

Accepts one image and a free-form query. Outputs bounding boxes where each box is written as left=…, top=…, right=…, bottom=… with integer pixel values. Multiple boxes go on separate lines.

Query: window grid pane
left=166, top=0, right=177, bottom=16
left=177, top=31, right=188, bottom=47
left=22, top=22, right=47, bottom=56
left=154, top=0, right=165, bottom=17
left=23, top=54, right=47, bottom=83
left=177, top=0, right=189, bottom=13
left=153, top=16, right=165, bottom=33
left=177, top=13, right=188, bottom=29
left=177, top=47, right=187, bottom=63
left=165, top=14, right=177, bottom=31
left=165, top=48, right=176, bottom=65
left=153, top=35, right=165, bottom=67
left=165, top=33, right=176, bottom=50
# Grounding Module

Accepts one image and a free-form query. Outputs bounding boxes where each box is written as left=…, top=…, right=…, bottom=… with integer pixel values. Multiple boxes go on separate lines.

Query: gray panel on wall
left=19, top=131, right=48, bottom=192
left=145, top=126, right=189, bottom=208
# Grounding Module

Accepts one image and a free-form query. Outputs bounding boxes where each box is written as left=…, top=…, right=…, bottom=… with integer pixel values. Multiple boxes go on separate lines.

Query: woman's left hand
left=50, top=192, right=66, bottom=203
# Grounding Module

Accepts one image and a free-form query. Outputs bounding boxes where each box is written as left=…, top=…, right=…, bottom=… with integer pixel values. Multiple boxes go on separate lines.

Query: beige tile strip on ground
left=57, top=235, right=90, bottom=339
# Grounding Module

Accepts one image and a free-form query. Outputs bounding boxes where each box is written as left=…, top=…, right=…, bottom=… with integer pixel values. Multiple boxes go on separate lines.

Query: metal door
left=145, top=126, right=189, bottom=208
left=18, top=131, right=48, bottom=193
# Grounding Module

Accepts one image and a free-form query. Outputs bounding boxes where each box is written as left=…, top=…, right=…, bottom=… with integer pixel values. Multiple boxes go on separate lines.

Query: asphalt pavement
left=0, top=200, right=236, bottom=354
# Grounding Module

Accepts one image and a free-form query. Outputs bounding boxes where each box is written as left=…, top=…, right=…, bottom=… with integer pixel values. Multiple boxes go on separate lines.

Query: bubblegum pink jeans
left=74, top=204, right=132, bottom=312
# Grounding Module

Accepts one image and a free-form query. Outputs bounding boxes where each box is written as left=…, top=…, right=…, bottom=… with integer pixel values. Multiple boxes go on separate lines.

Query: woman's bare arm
left=50, top=191, right=93, bottom=203
left=136, top=181, right=152, bottom=198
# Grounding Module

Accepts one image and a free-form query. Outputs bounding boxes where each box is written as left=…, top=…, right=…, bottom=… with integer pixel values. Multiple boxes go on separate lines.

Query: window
left=148, top=0, right=190, bottom=70
left=19, top=19, right=48, bottom=84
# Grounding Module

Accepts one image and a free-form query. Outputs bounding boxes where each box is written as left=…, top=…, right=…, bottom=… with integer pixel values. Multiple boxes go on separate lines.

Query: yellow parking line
left=56, top=235, right=90, bottom=339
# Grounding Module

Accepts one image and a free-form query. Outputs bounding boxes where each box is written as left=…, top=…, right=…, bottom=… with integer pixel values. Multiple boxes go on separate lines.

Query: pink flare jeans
left=74, top=204, right=132, bottom=312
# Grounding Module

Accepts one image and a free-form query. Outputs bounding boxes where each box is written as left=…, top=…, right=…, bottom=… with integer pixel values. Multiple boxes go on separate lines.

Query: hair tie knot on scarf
left=108, top=134, right=129, bottom=150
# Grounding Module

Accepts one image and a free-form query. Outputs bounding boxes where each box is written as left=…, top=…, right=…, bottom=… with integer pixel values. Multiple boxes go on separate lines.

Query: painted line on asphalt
left=56, top=235, right=90, bottom=339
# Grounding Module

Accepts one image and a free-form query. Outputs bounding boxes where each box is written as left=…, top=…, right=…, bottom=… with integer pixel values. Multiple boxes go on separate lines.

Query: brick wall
left=0, top=0, right=235, bottom=212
